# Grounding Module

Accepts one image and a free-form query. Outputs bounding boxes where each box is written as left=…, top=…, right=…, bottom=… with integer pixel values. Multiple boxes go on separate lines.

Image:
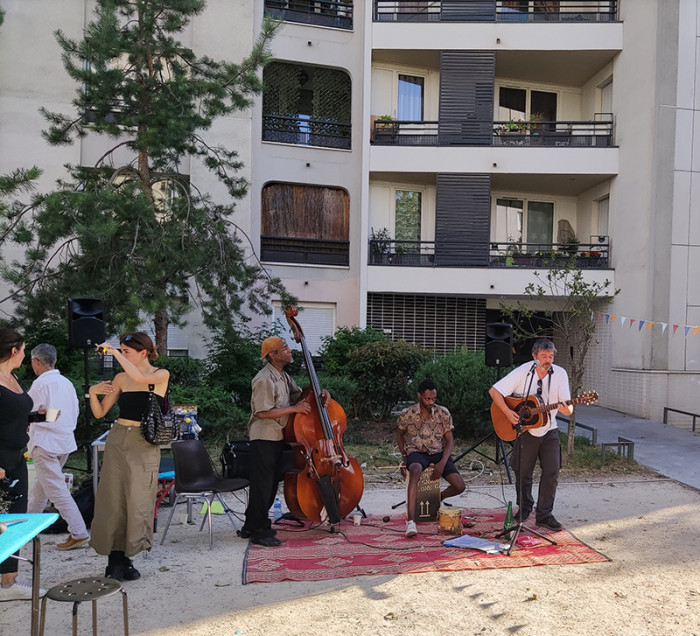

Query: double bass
left=282, top=306, right=364, bottom=523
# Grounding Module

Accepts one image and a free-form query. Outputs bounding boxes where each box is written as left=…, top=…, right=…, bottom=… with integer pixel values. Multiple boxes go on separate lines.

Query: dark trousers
left=510, top=428, right=561, bottom=520
left=242, top=439, right=283, bottom=539
left=0, top=449, right=28, bottom=575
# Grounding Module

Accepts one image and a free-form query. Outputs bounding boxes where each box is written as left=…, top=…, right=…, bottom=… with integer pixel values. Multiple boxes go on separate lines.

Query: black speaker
left=485, top=322, right=513, bottom=367
left=68, top=298, right=105, bottom=348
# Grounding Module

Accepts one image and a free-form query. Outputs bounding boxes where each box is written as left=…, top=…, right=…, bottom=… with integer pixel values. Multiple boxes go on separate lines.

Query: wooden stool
left=39, top=577, right=129, bottom=636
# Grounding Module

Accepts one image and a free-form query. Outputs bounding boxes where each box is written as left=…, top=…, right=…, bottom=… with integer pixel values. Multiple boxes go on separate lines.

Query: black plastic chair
left=159, top=439, right=249, bottom=548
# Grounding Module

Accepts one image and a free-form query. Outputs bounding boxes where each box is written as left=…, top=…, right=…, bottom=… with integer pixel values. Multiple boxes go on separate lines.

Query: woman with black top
left=89, top=332, right=169, bottom=581
left=0, top=328, right=37, bottom=601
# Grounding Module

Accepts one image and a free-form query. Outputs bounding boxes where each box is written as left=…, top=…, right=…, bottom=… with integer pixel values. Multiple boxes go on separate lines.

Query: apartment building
left=1, top=1, right=699, bottom=422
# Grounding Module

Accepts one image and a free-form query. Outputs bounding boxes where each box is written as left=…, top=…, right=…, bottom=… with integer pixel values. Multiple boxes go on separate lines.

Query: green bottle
left=504, top=501, right=514, bottom=540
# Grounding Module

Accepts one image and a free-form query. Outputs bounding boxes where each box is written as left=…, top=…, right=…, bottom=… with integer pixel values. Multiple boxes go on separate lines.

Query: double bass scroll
left=282, top=306, right=364, bottom=524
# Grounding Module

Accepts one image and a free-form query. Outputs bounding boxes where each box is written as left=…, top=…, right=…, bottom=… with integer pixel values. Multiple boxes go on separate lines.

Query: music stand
left=495, top=367, right=557, bottom=556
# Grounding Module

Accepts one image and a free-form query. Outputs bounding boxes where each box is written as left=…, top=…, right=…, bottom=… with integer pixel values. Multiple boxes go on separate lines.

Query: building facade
left=1, top=1, right=699, bottom=423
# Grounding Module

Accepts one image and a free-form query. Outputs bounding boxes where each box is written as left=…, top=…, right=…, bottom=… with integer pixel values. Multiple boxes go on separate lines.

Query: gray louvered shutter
left=441, top=0, right=496, bottom=21
left=439, top=51, right=495, bottom=145
left=434, top=173, right=491, bottom=266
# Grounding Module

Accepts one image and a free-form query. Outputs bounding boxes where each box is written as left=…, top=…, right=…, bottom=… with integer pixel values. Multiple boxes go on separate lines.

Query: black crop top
left=118, top=391, right=165, bottom=421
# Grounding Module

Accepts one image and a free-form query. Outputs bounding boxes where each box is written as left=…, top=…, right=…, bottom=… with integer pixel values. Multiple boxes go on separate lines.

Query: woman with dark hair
left=89, top=332, right=169, bottom=581
left=0, top=328, right=38, bottom=601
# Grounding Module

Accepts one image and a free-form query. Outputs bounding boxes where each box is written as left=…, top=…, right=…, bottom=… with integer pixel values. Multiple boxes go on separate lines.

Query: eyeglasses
left=122, top=335, right=134, bottom=342
left=536, top=378, right=543, bottom=397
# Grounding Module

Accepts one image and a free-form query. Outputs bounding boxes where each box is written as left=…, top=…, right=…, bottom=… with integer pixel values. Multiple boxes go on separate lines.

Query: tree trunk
left=154, top=309, right=168, bottom=357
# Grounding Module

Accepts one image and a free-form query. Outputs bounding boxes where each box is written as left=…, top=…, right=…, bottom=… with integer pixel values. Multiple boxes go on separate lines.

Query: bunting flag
left=596, top=315, right=700, bottom=338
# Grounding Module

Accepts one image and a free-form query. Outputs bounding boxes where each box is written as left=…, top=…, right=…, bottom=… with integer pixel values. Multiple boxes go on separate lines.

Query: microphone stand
left=496, top=363, right=558, bottom=556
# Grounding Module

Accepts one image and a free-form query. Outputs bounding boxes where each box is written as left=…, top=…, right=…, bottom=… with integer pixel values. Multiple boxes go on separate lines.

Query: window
left=493, top=198, right=554, bottom=246
left=395, top=190, right=422, bottom=245
left=498, top=87, right=557, bottom=122
left=261, top=182, right=350, bottom=266
left=398, top=75, right=424, bottom=121
left=263, top=62, right=351, bottom=149
left=597, top=197, right=609, bottom=237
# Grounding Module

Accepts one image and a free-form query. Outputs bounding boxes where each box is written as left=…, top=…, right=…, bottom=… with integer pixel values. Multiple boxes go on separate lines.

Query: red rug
left=243, top=508, right=609, bottom=584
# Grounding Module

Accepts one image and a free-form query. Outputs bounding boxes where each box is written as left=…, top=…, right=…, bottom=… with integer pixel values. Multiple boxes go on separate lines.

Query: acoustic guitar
left=491, top=391, right=599, bottom=441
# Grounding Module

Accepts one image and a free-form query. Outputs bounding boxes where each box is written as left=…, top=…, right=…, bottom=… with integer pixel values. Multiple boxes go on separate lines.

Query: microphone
left=530, top=360, right=540, bottom=372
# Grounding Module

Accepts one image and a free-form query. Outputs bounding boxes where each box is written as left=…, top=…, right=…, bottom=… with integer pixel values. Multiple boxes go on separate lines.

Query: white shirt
left=27, top=369, right=80, bottom=455
left=492, top=362, right=571, bottom=437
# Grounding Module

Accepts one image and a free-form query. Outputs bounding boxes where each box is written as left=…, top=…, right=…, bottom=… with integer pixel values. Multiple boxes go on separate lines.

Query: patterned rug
left=242, top=508, right=609, bottom=584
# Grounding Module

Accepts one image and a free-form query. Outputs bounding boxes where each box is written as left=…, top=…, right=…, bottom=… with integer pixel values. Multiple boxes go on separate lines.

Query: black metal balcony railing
left=261, top=236, right=350, bottom=267
left=368, top=239, right=610, bottom=268
left=371, top=118, right=613, bottom=147
left=374, top=1, right=617, bottom=23
left=263, top=114, right=351, bottom=150
left=265, top=0, right=353, bottom=30
left=492, top=118, right=613, bottom=147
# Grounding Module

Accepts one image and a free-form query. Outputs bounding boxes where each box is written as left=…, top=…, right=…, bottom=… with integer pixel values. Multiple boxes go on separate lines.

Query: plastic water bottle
left=273, top=496, right=282, bottom=520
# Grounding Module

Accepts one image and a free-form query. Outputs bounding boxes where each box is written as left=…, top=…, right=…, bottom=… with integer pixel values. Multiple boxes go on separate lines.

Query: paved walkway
left=558, top=405, right=700, bottom=491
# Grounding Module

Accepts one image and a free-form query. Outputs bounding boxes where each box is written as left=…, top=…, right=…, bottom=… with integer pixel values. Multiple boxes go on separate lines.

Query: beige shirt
left=248, top=363, right=303, bottom=441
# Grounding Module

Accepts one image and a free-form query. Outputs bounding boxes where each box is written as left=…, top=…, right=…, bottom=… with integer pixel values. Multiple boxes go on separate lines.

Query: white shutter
left=272, top=303, right=336, bottom=356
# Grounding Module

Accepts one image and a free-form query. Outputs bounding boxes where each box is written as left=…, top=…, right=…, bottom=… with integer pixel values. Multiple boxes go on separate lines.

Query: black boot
left=120, top=554, right=141, bottom=581
left=105, top=551, right=125, bottom=581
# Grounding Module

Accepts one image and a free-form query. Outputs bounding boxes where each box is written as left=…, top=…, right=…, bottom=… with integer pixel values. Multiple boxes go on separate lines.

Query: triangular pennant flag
left=638, top=320, right=645, bottom=331
left=612, top=315, right=617, bottom=322
left=647, top=321, right=654, bottom=331
left=605, top=314, right=611, bottom=324
left=694, top=327, right=699, bottom=335
left=661, top=323, right=668, bottom=334
left=673, top=325, right=679, bottom=335
left=620, top=317, right=626, bottom=327
left=597, top=312, right=602, bottom=322
left=629, top=319, right=635, bottom=328
left=685, top=326, right=691, bottom=336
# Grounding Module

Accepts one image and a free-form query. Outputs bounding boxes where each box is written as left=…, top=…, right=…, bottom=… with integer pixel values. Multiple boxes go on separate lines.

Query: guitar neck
left=530, top=397, right=575, bottom=416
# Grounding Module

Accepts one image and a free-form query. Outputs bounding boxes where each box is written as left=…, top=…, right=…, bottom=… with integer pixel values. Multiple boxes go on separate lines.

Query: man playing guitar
left=488, top=339, right=573, bottom=531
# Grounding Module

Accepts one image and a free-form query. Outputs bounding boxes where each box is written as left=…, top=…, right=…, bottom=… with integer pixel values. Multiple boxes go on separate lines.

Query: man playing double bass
left=240, top=336, right=330, bottom=547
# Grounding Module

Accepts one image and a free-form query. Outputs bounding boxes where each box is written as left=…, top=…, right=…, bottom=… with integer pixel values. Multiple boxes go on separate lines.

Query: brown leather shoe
left=56, top=536, right=90, bottom=551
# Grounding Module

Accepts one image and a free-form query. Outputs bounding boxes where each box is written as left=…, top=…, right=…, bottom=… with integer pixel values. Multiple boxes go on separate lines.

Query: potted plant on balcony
left=370, top=227, right=392, bottom=263
left=372, top=114, right=397, bottom=143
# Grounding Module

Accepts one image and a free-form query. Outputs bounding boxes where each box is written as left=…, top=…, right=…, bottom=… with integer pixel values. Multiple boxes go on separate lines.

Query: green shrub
left=319, top=326, right=389, bottom=376
left=413, top=351, right=500, bottom=438
left=315, top=373, right=360, bottom=418
left=347, top=340, right=428, bottom=420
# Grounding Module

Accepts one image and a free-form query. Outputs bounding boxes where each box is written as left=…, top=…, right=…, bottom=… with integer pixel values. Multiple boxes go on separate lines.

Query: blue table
left=0, top=512, right=59, bottom=636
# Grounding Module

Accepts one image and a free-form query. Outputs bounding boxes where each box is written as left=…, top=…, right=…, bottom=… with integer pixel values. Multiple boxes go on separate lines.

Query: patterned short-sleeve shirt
left=397, top=403, right=454, bottom=455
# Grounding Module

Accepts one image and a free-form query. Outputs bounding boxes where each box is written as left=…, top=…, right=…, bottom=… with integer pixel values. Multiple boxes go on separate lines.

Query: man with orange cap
left=240, top=337, right=320, bottom=546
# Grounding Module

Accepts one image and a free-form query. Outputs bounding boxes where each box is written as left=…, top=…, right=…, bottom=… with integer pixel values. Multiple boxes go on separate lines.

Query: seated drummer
left=397, top=379, right=465, bottom=538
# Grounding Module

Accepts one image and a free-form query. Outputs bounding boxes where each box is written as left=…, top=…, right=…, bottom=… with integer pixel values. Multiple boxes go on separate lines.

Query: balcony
left=368, top=238, right=610, bottom=269
left=263, top=114, right=351, bottom=150
left=370, top=117, right=613, bottom=147
left=261, top=236, right=350, bottom=266
left=265, top=0, right=353, bottom=30
left=373, top=1, right=618, bottom=23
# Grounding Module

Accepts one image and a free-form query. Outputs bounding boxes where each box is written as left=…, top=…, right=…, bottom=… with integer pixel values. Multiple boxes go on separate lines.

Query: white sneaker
left=405, top=520, right=418, bottom=538
left=0, top=581, right=46, bottom=601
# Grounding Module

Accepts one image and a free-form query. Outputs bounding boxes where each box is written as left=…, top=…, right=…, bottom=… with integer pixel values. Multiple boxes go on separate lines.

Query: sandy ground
left=2, top=476, right=699, bottom=636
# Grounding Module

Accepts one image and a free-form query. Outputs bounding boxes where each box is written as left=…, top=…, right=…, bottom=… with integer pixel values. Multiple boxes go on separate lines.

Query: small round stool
left=39, top=577, right=129, bottom=636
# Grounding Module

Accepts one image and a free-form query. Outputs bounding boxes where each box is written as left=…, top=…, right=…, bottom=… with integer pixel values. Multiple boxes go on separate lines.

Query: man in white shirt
left=489, top=339, right=573, bottom=530
left=27, top=343, right=90, bottom=550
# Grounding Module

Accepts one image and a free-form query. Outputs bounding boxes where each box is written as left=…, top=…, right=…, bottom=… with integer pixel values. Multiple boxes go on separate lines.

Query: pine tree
left=2, top=1, right=285, bottom=353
